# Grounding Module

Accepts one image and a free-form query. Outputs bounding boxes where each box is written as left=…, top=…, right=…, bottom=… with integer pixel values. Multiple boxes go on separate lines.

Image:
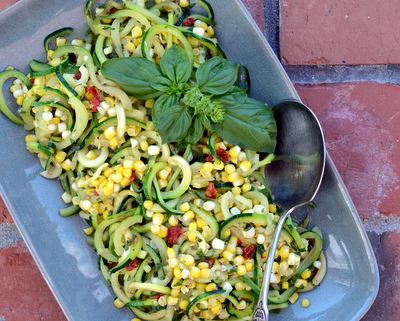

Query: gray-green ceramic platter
left=0, top=0, right=379, bottom=320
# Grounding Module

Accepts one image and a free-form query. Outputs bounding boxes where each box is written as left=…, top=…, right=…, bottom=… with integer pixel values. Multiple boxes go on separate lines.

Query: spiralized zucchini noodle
left=0, top=1, right=326, bottom=320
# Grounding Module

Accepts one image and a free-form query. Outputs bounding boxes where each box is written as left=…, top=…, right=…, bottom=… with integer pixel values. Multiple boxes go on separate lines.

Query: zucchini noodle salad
left=0, top=0, right=326, bottom=320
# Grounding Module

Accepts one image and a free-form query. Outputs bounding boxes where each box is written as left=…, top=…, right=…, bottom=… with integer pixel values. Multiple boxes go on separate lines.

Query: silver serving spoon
left=253, top=100, right=326, bottom=320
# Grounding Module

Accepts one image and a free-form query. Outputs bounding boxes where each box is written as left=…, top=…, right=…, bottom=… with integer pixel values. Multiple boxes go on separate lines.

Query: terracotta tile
left=0, top=0, right=20, bottom=12
left=0, top=196, right=13, bottom=224
left=241, top=0, right=265, bottom=30
left=280, top=0, right=400, bottom=65
left=363, top=231, right=400, bottom=320
left=295, top=82, right=400, bottom=218
left=0, top=241, right=66, bottom=320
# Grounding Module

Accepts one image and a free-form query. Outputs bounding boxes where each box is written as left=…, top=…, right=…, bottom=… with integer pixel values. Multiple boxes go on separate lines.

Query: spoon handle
left=252, top=209, right=291, bottom=321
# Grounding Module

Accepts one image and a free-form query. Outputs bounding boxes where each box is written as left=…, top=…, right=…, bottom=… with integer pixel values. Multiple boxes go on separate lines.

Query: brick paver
left=280, top=0, right=400, bottom=65
left=295, top=82, right=400, bottom=218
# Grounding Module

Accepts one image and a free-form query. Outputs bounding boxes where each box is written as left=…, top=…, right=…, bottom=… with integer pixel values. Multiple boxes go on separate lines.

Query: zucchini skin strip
left=0, top=69, right=32, bottom=125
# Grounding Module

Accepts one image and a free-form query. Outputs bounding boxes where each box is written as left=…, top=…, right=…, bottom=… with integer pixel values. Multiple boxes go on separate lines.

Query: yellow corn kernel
left=179, top=202, right=191, bottom=212
left=269, top=204, right=277, bottom=213
left=222, top=250, right=234, bottom=261
left=197, top=262, right=209, bottom=269
left=289, top=292, right=299, bottom=304
left=133, top=159, right=146, bottom=172
left=168, top=215, right=179, bottom=226
left=294, top=279, right=308, bottom=289
left=159, top=225, right=168, bottom=238
left=132, top=26, right=143, bottom=38
left=187, top=231, right=197, bottom=242
left=104, top=126, right=117, bottom=139
left=168, top=258, right=179, bottom=269
left=61, top=159, right=72, bottom=171
left=200, top=168, right=212, bottom=178
left=109, top=136, right=119, bottom=148
left=121, top=168, right=132, bottom=179
left=56, top=36, right=67, bottom=47
left=188, top=222, right=197, bottom=231
left=84, top=150, right=96, bottom=160
left=237, top=265, right=247, bottom=276
left=301, top=299, right=311, bottom=308
left=173, top=268, right=182, bottom=279
left=240, top=160, right=252, bottom=172
left=83, top=226, right=94, bottom=235
left=124, top=42, right=136, bottom=52
left=139, top=140, right=148, bottom=151
left=183, top=254, right=195, bottom=266
left=183, top=210, right=195, bottom=222
left=167, top=247, right=176, bottom=259
left=226, top=243, right=235, bottom=253
left=279, top=245, right=290, bottom=258
left=168, top=257, right=179, bottom=269
left=220, top=171, right=229, bottom=182
left=103, top=167, right=114, bottom=178
left=179, top=299, right=189, bottom=310
left=190, top=266, right=201, bottom=278
left=281, top=281, right=289, bottom=290
left=52, top=117, right=60, bottom=124
left=301, top=269, right=312, bottom=280
left=114, top=298, right=125, bottom=309
left=245, top=261, right=254, bottom=272
left=151, top=224, right=161, bottom=235
left=205, top=283, right=217, bottom=292
left=170, top=288, right=180, bottom=297
left=203, top=162, right=214, bottom=172
left=222, top=229, right=231, bottom=238
left=179, top=0, right=190, bottom=8
left=272, top=261, right=280, bottom=273
left=145, top=99, right=154, bottom=108
left=224, top=164, right=236, bottom=174
left=152, top=213, right=165, bottom=225
left=34, top=77, right=46, bottom=86
left=102, top=18, right=112, bottom=24
left=143, top=200, right=154, bottom=210
left=195, top=20, right=208, bottom=31
left=16, top=95, right=24, bottom=105
left=233, top=255, right=245, bottom=266
left=206, top=26, right=215, bottom=37
left=234, top=281, right=246, bottom=291
left=228, top=145, right=241, bottom=159
left=55, top=151, right=67, bottom=163
left=194, top=217, right=206, bottom=229
left=200, top=268, right=211, bottom=279
left=241, top=183, right=252, bottom=193
left=228, top=172, right=240, bottom=183
left=211, top=304, right=221, bottom=315
left=196, top=282, right=207, bottom=290
left=104, top=96, right=115, bottom=107
left=231, top=186, right=241, bottom=197
left=25, top=135, right=37, bottom=143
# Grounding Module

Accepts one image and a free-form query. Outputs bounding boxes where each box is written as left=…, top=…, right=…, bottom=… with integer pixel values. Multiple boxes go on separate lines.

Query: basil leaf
left=160, top=45, right=192, bottom=85
left=211, top=89, right=277, bottom=153
left=101, top=57, right=163, bottom=100
left=150, top=76, right=173, bottom=92
left=152, top=93, right=180, bottom=129
left=196, top=56, right=237, bottom=95
left=179, top=115, right=204, bottom=147
left=155, top=103, right=193, bottom=144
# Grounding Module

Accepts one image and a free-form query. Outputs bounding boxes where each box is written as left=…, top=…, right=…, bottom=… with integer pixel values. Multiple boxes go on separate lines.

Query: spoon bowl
left=253, top=100, right=326, bottom=320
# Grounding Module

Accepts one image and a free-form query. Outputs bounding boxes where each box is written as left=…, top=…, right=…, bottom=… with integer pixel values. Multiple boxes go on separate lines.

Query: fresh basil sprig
left=101, top=45, right=277, bottom=153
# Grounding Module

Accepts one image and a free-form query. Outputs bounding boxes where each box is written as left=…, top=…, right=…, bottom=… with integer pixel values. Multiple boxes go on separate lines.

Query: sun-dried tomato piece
left=167, top=226, right=184, bottom=247
left=243, top=245, right=256, bottom=260
left=205, top=182, right=217, bottom=199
